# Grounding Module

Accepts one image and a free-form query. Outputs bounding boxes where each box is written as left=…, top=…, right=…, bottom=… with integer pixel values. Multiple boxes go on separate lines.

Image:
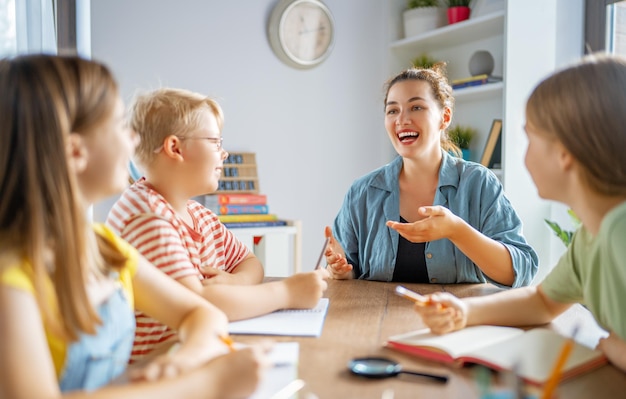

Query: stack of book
left=451, top=74, right=502, bottom=90
left=201, top=193, right=287, bottom=228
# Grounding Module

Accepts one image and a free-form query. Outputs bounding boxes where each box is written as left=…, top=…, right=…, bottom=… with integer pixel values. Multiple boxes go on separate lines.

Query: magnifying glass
left=348, top=357, right=448, bottom=384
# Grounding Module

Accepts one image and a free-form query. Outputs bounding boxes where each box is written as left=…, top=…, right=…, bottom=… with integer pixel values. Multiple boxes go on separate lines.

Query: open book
left=385, top=326, right=607, bottom=386
left=229, top=298, right=329, bottom=337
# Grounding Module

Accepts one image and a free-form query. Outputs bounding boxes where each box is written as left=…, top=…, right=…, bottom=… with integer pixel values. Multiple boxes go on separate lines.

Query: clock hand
left=299, top=26, right=326, bottom=35
left=299, top=15, right=311, bottom=35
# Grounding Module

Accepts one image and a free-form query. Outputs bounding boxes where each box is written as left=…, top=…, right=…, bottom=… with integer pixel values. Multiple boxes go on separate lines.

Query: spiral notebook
left=228, top=298, right=330, bottom=337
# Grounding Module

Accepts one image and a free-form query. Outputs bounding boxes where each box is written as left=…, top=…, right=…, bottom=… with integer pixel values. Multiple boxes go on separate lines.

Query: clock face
left=269, top=0, right=335, bottom=69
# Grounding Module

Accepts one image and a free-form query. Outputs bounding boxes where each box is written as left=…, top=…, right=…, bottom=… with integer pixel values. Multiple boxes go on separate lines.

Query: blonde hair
left=130, top=88, right=224, bottom=168
left=0, top=54, right=127, bottom=341
left=526, top=54, right=626, bottom=196
left=383, top=62, right=460, bottom=156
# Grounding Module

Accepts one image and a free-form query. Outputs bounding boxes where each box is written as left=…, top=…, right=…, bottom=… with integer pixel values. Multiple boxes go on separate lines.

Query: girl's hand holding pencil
left=395, top=286, right=468, bottom=335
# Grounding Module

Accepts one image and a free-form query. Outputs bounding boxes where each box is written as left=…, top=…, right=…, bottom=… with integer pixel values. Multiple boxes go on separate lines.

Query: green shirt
left=541, top=201, right=626, bottom=339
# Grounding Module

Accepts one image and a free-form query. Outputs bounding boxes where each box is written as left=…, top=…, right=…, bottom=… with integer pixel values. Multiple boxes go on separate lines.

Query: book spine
left=218, top=204, right=269, bottom=215
left=450, top=74, right=489, bottom=85
left=452, top=78, right=488, bottom=90
left=223, top=220, right=288, bottom=228
left=203, top=194, right=267, bottom=209
left=217, top=194, right=267, bottom=205
left=218, top=214, right=279, bottom=223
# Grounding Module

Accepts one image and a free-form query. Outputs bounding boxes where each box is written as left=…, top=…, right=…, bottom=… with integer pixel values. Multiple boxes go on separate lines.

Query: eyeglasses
left=181, top=136, right=223, bottom=151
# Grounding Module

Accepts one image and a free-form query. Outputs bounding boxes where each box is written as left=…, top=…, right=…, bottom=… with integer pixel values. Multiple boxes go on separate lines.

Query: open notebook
left=231, top=239, right=331, bottom=337
left=228, top=298, right=330, bottom=337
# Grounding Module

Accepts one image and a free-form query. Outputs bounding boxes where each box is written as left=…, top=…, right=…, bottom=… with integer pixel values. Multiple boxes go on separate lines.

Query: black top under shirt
left=392, top=216, right=430, bottom=283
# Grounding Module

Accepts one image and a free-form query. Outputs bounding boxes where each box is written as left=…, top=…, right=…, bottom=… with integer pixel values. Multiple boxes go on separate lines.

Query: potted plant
left=403, top=0, right=444, bottom=38
left=411, top=53, right=439, bottom=69
left=447, top=125, right=476, bottom=160
left=445, top=0, right=471, bottom=24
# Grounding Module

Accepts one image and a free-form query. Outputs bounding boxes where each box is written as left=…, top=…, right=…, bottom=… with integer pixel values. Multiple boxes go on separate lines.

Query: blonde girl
left=0, top=54, right=265, bottom=398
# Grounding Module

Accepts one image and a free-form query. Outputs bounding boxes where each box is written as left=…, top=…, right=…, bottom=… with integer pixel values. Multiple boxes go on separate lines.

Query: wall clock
left=267, top=0, right=335, bottom=69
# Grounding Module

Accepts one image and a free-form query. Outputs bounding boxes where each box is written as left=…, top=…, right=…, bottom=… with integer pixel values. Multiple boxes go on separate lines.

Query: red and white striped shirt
left=106, top=178, right=249, bottom=362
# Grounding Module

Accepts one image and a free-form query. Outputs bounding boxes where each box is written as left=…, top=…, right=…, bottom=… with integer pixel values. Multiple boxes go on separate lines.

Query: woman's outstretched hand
left=324, top=226, right=354, bottom=280
left=386, top=206, right=462, bottom=243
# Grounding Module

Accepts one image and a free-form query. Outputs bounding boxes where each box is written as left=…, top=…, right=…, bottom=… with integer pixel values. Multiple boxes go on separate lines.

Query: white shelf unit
left=228, top=220, right=302, bottom=278
left=386, top=0, right=585, bottom=282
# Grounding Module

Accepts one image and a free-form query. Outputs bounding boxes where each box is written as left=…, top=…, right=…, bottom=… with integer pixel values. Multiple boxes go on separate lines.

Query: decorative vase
left=469, top=50, right=495, bottom=76
left=403, top=7, right=443, bottom=38
left=447, top=6, right=470, bottom=25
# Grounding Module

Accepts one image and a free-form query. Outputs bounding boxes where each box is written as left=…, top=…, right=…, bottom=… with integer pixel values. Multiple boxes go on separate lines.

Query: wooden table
left=237, top=279, right=626, bottom=399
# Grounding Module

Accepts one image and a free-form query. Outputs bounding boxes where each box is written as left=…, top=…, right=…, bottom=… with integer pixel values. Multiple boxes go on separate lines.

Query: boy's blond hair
left=130, top=88, right=224, bottom=167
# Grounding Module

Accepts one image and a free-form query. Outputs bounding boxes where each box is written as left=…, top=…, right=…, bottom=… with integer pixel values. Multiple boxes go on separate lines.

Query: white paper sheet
left=229, top=298, right=330, bottom=337
left=249, top=342, right=301, bottom=399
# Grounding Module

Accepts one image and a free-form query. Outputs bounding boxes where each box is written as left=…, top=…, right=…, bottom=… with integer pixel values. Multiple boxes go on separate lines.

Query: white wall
left=90, top=0, right=389, bottom=270
left=503, top=0, right=584, bottom=283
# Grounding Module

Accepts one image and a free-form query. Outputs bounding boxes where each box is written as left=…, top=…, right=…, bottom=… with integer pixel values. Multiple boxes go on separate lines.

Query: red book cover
left=217, top=194, right=267, bottom=205
left=218, top=204, right=269, bottom=215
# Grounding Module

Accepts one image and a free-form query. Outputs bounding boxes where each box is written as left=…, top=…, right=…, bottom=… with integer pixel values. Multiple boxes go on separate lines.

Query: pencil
left=219, top=334, right=236, bottom=352
left=314, top=237, right=330, bottom=270
left=540, top=325, right=580, bottom=399
left=395, top=285, right=429, bottom=305
left=395, top=285, right=437, bottom=307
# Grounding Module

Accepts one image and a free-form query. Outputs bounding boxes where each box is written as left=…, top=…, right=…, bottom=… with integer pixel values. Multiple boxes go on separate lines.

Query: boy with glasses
left=107, top=88, right=329, bottom=362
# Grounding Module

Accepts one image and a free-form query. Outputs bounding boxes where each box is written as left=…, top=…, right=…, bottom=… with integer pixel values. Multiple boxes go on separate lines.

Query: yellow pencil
left=540, top=325, right=580, bottom=399
left=219, top=334, right=236, bottom=352
left=395, top=285, right=444, bottom=309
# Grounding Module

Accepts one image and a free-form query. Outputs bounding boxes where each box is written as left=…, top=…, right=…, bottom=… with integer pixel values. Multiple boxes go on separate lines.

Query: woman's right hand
left=324, top=226, right=354, bottom=279
left=413, top=292, right=468, bottom=335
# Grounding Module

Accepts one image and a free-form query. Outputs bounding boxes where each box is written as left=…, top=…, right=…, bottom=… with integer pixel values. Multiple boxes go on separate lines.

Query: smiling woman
left=324, top=63, right=538, bottom=289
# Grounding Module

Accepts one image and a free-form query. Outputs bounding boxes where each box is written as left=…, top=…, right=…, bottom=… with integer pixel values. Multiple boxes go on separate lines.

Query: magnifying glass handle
left=400, top=370, right=449, bottom=383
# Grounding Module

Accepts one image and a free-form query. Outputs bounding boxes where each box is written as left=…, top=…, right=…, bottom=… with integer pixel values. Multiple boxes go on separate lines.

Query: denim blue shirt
left=332, top=152, right=538, bottom=288
left=59, top=285, right=135, bottom=391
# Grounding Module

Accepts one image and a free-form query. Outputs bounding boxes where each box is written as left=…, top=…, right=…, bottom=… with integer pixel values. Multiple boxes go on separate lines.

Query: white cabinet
left=229, top=220, right=302, bottom=278
left=386, top=0, right=585, bottom=282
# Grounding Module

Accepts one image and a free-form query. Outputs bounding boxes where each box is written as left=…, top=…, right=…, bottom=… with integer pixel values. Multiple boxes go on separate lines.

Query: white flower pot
left=403, top=7, right=444, bottom=38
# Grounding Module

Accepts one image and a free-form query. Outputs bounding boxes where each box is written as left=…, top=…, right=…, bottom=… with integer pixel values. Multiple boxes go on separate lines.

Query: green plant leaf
left=445, top=0, right=471, bottom=7
left=412, top=53, right=438, bottom=69
left=407, top=0, right=439, bottom=8
left=544, top=219, right=574, bottom=247
left=447, top=125, right=475, bottom=149
left=567, top=209, right=581, bottom=227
